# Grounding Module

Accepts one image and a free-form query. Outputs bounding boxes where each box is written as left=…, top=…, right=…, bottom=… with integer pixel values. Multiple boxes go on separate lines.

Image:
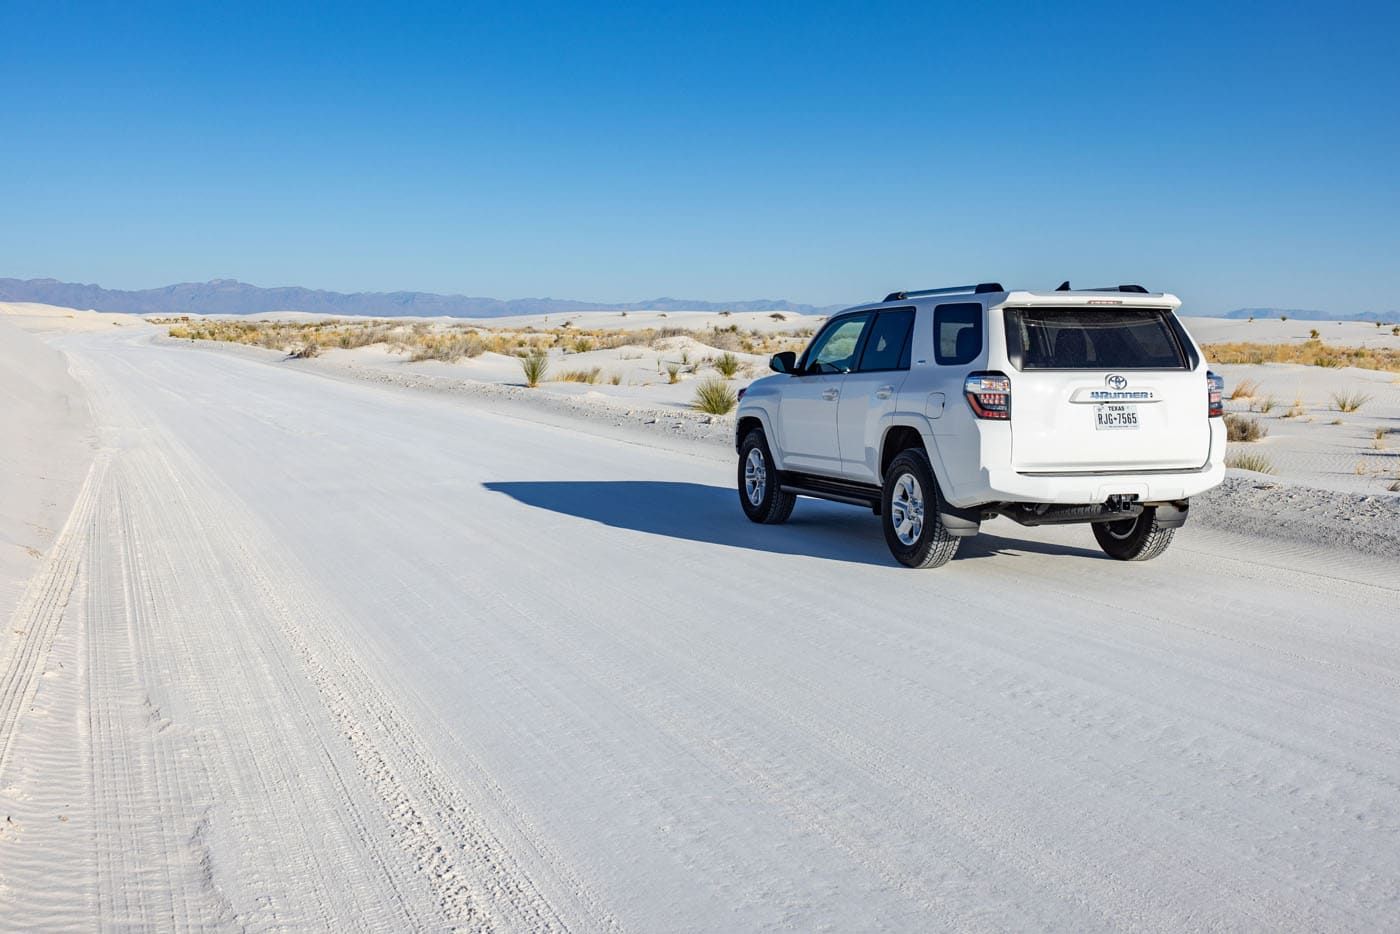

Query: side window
left=803, top=314, right=871, bottom=374
left=934, top=302, right=983, bottom=366
left=856, top=308, right=914, bottom=372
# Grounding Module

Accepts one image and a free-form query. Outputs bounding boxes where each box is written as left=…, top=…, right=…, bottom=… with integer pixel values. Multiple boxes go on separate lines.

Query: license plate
left=1095, top=403, right=1139, bottom=430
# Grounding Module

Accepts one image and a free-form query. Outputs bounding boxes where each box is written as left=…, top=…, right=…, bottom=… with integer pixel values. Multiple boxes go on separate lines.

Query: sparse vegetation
left=1250, top=395, right=1277, bottom=414
left=1283, top=394, right=1306, bottom=418
left=1331, top=390, right=1373, bottom=413
left=667, top=364, right=681, bottom=384
left=693, top=379, right=738, bottom=415
left=1309, top=328, right=1320, bottom=339
left=408, top=332, right=485, bottom=362
left=556, top=367, right=602, bottom=384
left=520, top=352, right=549, bottom=387
left=1224, top=413, right=1267, bottom=442
left=1226, top=451, right=1276, bottom=474
left=289, top=338, right=321, bottom=359
left=1203, top=341, right=1400, bottom=373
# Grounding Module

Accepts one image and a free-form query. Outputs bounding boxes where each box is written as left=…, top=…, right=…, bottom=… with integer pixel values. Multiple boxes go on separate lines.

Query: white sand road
left=2, top=326, right=1400, bottom=931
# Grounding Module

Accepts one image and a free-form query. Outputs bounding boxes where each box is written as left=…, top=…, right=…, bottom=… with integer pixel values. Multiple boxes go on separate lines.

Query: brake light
left=1207, top=371, right=1224, bottom=417
left=965, top=371, right=1011, bottom=419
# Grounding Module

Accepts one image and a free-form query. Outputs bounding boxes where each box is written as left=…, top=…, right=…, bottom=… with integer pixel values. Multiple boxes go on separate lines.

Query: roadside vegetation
left=1225, top=451, right=1276, bottom=474
left=163, top=317, right=809, bottom=364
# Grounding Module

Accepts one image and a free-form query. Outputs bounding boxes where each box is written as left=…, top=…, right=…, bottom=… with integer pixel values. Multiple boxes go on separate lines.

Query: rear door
left=778, top=313, right=871, bottom=473
left=1002, top=306, right=1209, bottom=472
left=838, top=307, right=914, bottom=481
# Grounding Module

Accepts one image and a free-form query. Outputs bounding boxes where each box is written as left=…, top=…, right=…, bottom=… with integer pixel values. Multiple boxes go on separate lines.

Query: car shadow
left=483, top=481, right=1105, bottom=566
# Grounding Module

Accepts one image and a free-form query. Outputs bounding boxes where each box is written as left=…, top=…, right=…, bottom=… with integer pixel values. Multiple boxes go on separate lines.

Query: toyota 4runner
left=734, top=282, right=1227, bottom=567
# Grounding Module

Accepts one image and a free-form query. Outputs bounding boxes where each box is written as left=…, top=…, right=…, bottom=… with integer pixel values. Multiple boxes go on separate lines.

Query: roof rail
left=883, top=282, right=1004, bottom=302
left=1056, top=281, right=1149, bottom=294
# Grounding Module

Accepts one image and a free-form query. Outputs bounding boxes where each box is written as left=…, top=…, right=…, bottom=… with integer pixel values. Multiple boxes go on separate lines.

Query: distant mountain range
left=1207, top=307, right=1398, bottom=322
left=0, top=277, right=842, bottom=318
left=4, top=278, right=1393, bottom=322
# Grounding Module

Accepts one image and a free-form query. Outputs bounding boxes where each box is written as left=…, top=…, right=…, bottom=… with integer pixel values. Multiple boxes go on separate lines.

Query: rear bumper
left=966, top=459, right=1226, bottom=505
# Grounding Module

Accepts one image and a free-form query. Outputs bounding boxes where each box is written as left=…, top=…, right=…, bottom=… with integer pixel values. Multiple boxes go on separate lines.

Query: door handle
left=875, top=385, right=894, bottom=399
left=822, top=388, right=840, bottom=401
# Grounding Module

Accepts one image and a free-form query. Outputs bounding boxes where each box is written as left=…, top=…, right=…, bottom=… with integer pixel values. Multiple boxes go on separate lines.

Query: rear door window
left=934, top=302, right=982, bottom=365
left=1004, top=307, right=1188, bottom=370
left=857, top=308, right=914, bottom=372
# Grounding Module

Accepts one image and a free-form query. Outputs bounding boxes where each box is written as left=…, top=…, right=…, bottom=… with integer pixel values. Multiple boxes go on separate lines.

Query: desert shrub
left=1331, top=390, right=1373, bottom=413
left=1224, top=414, right=1267, bottom=442
left=693, top=379, right=738, bottom=415
left=1226, top=451, right=1276, bottom=474
left=714, top=352, right=741, bottom=378
left=571, top=337, right=595, bottom=353
left=556, top=367, right=602, bottom=384
left=289, top=337, right=321, bottom=359
left=1309, top=328, right=1320, bottom=339
left=1283, top=395, right=1306, bottom=418
left=520, top=352, right=549, bottom=388
left=769, top=312, right=787, bottom=321
left=609, top=373, right=622, bottom=385
left=667, top=364, right=681, bottom=384
left=1251, top=395, right=1277, bottom=414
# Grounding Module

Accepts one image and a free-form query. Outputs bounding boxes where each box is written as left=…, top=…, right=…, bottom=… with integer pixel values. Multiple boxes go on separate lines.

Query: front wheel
left=738, top=429, right=796, bottom=524
left=881, top=449, right=960, bottom=568
left=1092, top=508, right=1175, bottom=561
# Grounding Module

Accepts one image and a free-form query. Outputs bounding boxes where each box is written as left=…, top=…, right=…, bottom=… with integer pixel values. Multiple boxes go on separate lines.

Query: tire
left=1092, top=508, right=1176, bottom=561
left=880, top=449, right=960, bottom=568
left=738, top=429, right=796, bottom=524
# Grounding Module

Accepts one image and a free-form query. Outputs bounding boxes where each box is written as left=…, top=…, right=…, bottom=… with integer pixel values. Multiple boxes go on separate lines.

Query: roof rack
left=1055, top=281, right=1149, bottom=294
left=883, top=282, right=1004, bottom=302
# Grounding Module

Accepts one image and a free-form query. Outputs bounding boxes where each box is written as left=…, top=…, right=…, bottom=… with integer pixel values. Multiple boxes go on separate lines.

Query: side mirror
left=770, top=351, right=797, bottom=374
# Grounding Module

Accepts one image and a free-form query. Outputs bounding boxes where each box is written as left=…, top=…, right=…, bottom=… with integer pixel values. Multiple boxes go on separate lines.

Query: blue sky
left=2, top=1, right=1396, bottom=312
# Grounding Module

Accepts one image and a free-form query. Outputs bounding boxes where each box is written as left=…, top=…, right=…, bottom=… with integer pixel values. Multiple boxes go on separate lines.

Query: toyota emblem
left=1106, top=374, right=1129, bottom=390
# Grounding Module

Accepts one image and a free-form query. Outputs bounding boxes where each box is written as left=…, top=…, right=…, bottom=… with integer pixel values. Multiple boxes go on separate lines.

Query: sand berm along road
left=2, top=326, right=1398, bottom=932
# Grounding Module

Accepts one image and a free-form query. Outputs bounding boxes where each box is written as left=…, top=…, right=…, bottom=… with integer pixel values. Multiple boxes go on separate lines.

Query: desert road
left=3, top=328, right=1399, bottom=932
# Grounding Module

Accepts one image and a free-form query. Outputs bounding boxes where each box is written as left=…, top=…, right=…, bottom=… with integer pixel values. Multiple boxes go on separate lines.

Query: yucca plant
left=693, top=379, right=738, bottom=415
left=714, top=352, right=741, bottom=378
left=520, top=352, right=549, bottom=388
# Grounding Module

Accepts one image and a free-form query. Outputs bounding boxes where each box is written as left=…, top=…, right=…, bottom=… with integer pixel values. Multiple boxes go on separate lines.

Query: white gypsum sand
left=0, top=322, right=1397, bottom=930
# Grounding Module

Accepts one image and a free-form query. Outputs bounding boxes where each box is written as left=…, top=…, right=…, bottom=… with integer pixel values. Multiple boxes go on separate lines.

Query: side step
left=780, top=473, right=880, bottom=508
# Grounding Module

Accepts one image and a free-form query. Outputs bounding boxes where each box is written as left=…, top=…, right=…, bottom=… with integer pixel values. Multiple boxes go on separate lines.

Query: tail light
left=965, top=371, right=1011, bottom=420
left=1207, top=371, right=1224, bottom=417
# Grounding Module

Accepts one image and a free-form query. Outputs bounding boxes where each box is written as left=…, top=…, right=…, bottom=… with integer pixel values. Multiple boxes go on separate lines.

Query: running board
left=779, top=473, right=881, bottom=508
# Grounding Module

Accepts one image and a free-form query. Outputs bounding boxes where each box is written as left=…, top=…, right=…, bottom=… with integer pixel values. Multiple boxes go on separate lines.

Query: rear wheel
left=738, top=429, right=795, bottom=524
left=1092, top=508, right=1175, bottom=561
left=881, top=449, right=960, bottom=568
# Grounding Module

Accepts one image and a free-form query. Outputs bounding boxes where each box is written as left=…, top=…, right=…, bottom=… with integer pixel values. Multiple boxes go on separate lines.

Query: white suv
left=734, top=282, right=1227, bottom=567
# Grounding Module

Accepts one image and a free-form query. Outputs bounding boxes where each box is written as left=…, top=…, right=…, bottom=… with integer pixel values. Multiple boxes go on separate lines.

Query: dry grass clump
left=1224, top=414, right=1267, bottom=442
left=693, top=379, right=738, bottom=415
left=1331, top=390, right=1372, bottom=413
left=556, top=367, right=602, bottom=384
left=714, top=352, right=741, bottom=378
left=520, top=352, right=549, bottom=387
left=289, top=338, right=321, bottom=359
left=1229, top=378, right=1260, bottom=400
left=1204, top=341, right=1400, bottom=373
left=666, top=364, right=682, bottom=384
left=1250, top=395, right=1277, bottom=414
left=1283, top=394, right=1306, bottom=418
left=1226, top=451, right=1276, bottom=474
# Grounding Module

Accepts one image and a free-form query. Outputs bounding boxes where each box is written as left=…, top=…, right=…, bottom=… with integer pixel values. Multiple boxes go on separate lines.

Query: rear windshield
left=1004, top=307, right=1188, bottom=370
